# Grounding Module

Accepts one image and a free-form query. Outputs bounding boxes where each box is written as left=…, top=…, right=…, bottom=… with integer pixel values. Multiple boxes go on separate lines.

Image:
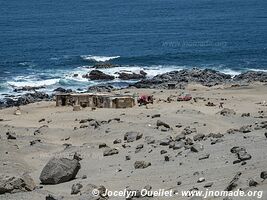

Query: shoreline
left=1, top=68, right=267, bottom=109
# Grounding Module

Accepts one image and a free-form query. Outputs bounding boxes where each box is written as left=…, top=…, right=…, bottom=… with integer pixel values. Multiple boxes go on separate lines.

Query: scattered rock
left=124, top=132, right=143, bottom=143
left=45, top=194, right=64, bottom=200
left=145, top=136, right=155, bottom=144
left=0, top=173, right=36, bottom=194
left=182, top=126, right=196, bottom=135
left=156, top=120, right=170, bottom=129
left=135, top=144, right=144, bottom=153
left=103, top=148, right=119, bottom=157
left=225, top=172, right=242, bottom=191
left=193, top=133, right=205, bottom=141
left=71, top=182, right=83, bottom=195
left=241, top=113, right=250, bottom=117
left=191, top=144, right=204, bottom=153
left=30, top=139, right=41, bottom=145
left=248, top=179, right=258, bottom=187
left=260, top=171, right=267, bottom=180
left=151, top=114, right=161, bottom=118
left=159, top=136, right=173, bottom=146
left=99, top=143, right=107, bottom=149
left=134, top=161, right=151, bottom=169
left=204, top=182, right=213, bottom=188
left=6, top=132, right=16, bottom=140
left=239, top=125, right=252, bottom=133
left=218, top=108, right=236, bottom=116
left=198, top=154, right=210, bottom=160
left=113, top=139, right=122, bottom=144
left=197, top=177, right=205, bottom=183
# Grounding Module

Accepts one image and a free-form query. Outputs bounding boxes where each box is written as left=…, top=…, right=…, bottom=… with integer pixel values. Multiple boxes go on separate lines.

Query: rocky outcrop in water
left=0, top=92, right=51, bottom=108
left=83, top=70, right=115, bottom=80
left=132, top=68, right=232, bottom=88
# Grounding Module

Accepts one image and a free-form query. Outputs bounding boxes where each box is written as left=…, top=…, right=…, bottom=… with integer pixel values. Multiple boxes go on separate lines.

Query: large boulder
left=0, top=173, right=36, bottom=194
left=83, top=70, right=115, bottom=80
left=39, top=157, right=81, bottom=185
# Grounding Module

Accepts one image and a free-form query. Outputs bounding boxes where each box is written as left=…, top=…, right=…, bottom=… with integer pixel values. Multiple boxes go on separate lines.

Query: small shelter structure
left=56, top=93, right=135, bottom=108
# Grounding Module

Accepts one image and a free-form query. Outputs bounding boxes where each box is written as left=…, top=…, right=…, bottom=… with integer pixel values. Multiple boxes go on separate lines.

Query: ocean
left=0, top=0, right=267, bottom=96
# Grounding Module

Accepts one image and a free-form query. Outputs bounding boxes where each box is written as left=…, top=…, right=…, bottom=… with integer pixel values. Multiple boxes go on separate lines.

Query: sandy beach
left=0, top=83, right=267, bottom=200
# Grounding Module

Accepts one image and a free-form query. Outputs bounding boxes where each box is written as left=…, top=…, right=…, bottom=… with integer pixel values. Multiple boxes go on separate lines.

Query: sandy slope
left=0, top=83, right=267, bottom=200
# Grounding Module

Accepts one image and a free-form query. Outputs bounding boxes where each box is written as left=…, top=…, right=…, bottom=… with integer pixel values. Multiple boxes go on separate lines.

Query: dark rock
left=160, top=150, right=167, bottom=154
left=145, top=136, right=155, bottom=144
left=151, top=114, right=161, bottom=118
left=172, top=141, right=185, bottom=150
left=218, top=108, right=236, bottom=116
left=135, top=144, right=144, bottom=153
left=185, top=138, right=194, bottom=145
left=124, top=132, right=143, bottom=143
left=193, top=133, right=205, bottom=141
left=225, top=172, right=242, bottom=191
left=159, top=136, right=173, bottom=146
left=182, top=126, right=196, bottom=135
left=99, top=143, right=107, bottom=149
left=191, top=144, right=204, bottom=153
left=260, top=171, right=267, bottom=180
left=134, top=161, right=151, bottom=169
left=45, top=194, right=64, bottom=200
left=239, top=125, right=252, bottom=133
left=210, top=138, right=223, bottom=145
left=71, top=183, right=83, bottom=195
left=30, top=139, right=41, bottom=145
left=103, top=148, right=119, bottom=157
left=126, top=155, right=131, bottom=161
left=113, top=139, right=122, bottom=144
left=39, top=157, right=81, bottom=184
left=164, top=155, right=170, bottom=162
left=248, top=179, right=258, bottom=187
left=204, top=182, right=213, bottom=188
left=84, top=70, right=115, bottom=80
left=175, top=134, right=186, bottom=141
left=156, top=120, right=170, bottom=129
left=6, top=132, right=16, bottom=140
left=241, top=113, right=250, bottom=117
left=199, top=154, right=210, bottom=160
left=0, top=173, right=36, bottom=194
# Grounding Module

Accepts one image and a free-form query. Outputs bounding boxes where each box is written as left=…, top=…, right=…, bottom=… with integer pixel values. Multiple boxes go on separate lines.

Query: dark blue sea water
left=0, top=0, right=267, bottom=95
